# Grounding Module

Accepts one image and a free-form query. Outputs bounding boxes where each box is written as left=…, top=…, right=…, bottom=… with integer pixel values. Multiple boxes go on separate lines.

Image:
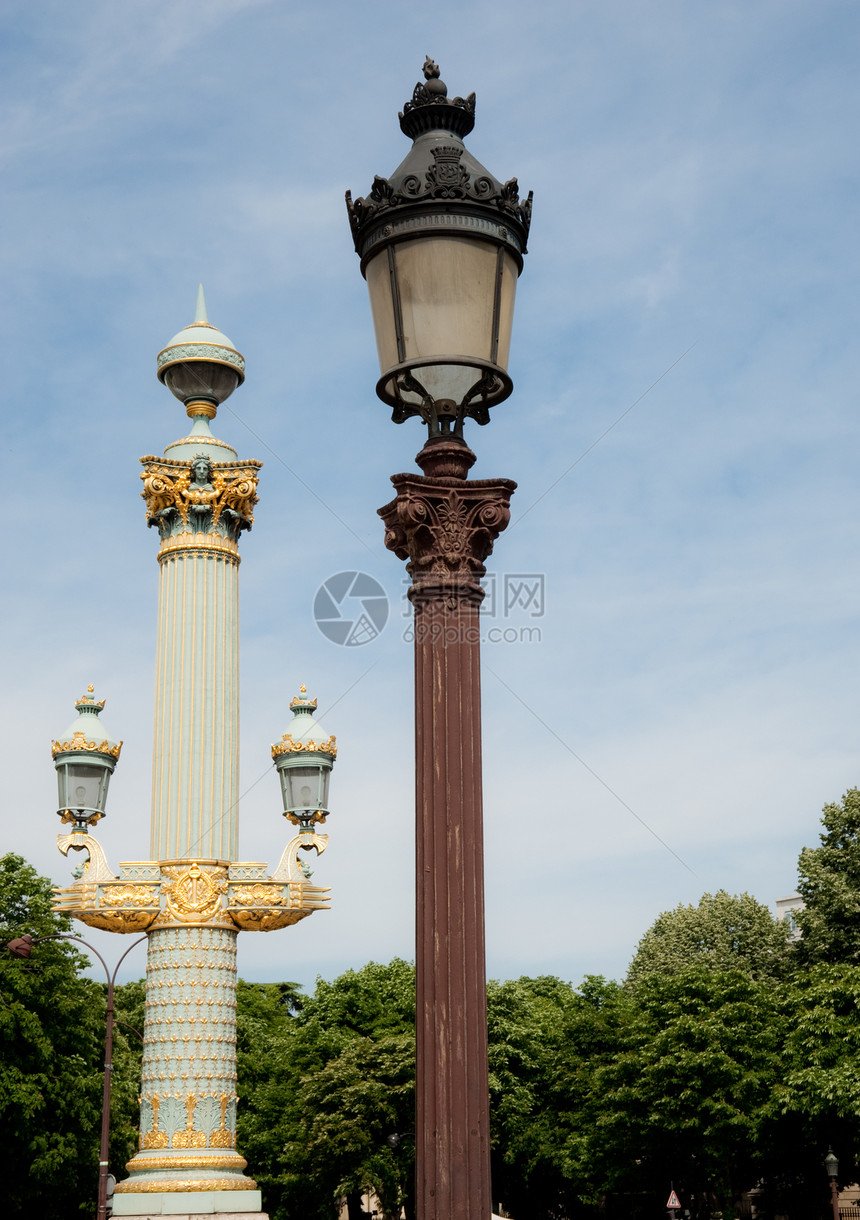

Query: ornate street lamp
left=347, top=55, right=531, bottom=439
left=825, top=1147, right=840, bottom=1220
left=47, top=292, right=336, bottom=1210
left=272, top=685, right=337, bottom=832
left=51, top=687, right=122, bottom=833
left=347, top=58, right=531, bottom=1220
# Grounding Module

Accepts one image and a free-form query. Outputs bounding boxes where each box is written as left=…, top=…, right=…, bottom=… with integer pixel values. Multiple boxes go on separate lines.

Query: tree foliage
left=796, top=787, right=860, bottom=966
left=0, top=853, right=105, bottom=1218
left=488, top=974, right=623, bottom=1219
left=626, top=890, right=791, bottom=985
left=13, top=827, right=860, bottom=1220
left=748, top=963, right=860, bottom=1216
left=110, top=978, right=146, bottom=1174
left=593, top=968, right=781, bottom=1218
left=237, top=960, right=416, bottom=1220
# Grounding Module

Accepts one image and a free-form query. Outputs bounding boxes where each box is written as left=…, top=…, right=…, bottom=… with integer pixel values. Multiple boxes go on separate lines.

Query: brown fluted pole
left=380, top=436, right=515, bottom=1220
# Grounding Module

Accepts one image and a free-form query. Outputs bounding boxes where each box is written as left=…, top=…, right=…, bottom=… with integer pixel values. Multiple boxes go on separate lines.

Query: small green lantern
left=271, top=686, right=336, bottom=830
left=51, top=687, right=122, bottom=831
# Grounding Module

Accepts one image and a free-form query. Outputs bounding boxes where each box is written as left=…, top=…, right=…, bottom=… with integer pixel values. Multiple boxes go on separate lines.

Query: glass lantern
left=51, top=688, right=121, bottom=831
left=347, top=59, right=532, bottom=436
left=271, top=687, right=336, bottom=831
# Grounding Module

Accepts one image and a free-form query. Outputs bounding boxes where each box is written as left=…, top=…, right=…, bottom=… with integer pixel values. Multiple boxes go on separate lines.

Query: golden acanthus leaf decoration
left=271, top=734, right=337, bottom=759
left=140, top=460, right=260, bottom=531
left=51, top=731, right=122, bottom=760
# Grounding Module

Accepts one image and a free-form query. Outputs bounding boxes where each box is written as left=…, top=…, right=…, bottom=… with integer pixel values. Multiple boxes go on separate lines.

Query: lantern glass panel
left=317, top=766, right=331, bottom=811
left=164, top=361, right=239, bottom=405
left=366, top=254, right=399, bottom=373
left=366, top=237, right=518, bottom=407
left=495, top=251, right=518, bottom=370
left=281, top=764, right=326, bottom=812
left=61, top=762, right=106, bottom=813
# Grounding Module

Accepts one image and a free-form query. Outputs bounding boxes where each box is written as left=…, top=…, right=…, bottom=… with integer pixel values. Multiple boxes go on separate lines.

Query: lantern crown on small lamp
left=271, top=686, right=337, bottom=831
left=51, top=687, right=122, bottom=832
left=346, top=58, right=533, bottom=439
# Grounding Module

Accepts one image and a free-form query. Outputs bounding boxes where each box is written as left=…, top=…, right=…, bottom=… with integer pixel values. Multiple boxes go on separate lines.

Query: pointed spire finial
left=194, top=284, right=208, bottom=324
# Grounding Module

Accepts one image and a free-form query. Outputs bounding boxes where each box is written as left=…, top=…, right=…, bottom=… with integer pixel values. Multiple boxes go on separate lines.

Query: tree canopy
left=237, top=960, right=416, bottom=1220
left=593, top=968, right=781, bottom=1217
left=796, top=787, right=860, bottom=965
left=625, top=889, right=791, bottom=985
left=0, top=853, right=105, bottom=1218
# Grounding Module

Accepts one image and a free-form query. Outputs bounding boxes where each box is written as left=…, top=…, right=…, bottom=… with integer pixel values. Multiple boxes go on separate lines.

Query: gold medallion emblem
left=163, top=862, right=224, bottom=923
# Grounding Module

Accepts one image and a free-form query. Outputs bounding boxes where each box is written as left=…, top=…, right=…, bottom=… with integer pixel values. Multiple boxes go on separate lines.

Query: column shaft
left=151, top=547, right=240, bottom=861
left=379, top=438, right=515, bottom=1220
left=414, top=592, right=490, bottom=1219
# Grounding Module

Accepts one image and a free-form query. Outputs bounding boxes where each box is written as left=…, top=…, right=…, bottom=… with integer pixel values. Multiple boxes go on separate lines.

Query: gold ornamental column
left=52, top=292, right=333, bottom=1217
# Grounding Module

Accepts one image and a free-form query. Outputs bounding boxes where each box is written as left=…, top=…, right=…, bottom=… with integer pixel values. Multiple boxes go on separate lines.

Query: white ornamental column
left=116, top=292, right=262, bottom=1211
left=52, top=291, right=334, bottom=1218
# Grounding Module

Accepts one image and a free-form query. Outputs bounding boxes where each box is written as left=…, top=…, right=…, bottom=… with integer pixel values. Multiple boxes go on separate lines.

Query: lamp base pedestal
left=111, top=1191, right=264, bottom=1216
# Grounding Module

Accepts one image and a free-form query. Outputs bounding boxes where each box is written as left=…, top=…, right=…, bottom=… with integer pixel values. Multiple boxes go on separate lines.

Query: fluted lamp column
left=50, top=289, right=336, bottom=1218
left=348, top=60, right=531, bottom=1220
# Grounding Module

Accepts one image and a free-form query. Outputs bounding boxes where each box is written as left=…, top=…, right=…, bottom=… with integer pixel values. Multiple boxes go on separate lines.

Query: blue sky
left=3, top=0, right=859, bottom=989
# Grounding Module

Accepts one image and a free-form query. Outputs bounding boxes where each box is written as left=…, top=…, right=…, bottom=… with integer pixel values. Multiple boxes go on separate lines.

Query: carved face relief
left=190, top=458, right=212, bottom=487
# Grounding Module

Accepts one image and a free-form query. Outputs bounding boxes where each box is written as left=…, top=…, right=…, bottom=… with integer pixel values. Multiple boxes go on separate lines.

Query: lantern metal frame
left=51, top=690, right=122, bottom=833
left=273, top=749, right=334, bottom=831
left=54, top=750, right=118, bottom=830
left=271, top=688, right=337, bottom=833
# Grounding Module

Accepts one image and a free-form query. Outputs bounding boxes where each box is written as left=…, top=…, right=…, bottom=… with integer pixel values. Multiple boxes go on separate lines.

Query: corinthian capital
left=139, top=455, right=261, bottom=543
left=378, top=441, right=515, bottom=602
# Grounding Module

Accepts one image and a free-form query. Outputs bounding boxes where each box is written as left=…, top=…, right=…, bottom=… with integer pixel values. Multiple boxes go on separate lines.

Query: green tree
left=236, top=980, right=306, bottom=1220
left=591, top=969, right=781, bottom=1219
left=110, top=978, right=146, bottom=1174
left=286, top=960, right=416, bottom=1220
left=626, top=890, right=790, bottom=986
left=487, top=974, right=621, bottom=1219
left=235, top=960, right=416, bottom=1220
left=738, top=962, right=860, bottom=1218
left=0, top=853, right=105, bottom=1217
left=796, top=787, right=860, bottom=966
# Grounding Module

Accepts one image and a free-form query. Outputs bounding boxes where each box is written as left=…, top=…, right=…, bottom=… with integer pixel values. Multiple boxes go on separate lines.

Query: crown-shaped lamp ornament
left=51, top=686, right=122, bottom=831
left=271, top=685, right=337, bottom=830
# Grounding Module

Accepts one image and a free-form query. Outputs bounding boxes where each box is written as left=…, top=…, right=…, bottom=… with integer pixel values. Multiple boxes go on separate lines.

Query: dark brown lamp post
left=347, top=58, right=531, bottom=1220
left=7, top=932, right=146, bottom=1220
left=825, top=1147, right=840, bottom=1220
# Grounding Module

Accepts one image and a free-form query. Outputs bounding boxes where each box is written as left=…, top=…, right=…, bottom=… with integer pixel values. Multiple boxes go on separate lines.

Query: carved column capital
left=378, top=464, right=516, bottom=603
left=139, top=455, right=261, bottom=559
